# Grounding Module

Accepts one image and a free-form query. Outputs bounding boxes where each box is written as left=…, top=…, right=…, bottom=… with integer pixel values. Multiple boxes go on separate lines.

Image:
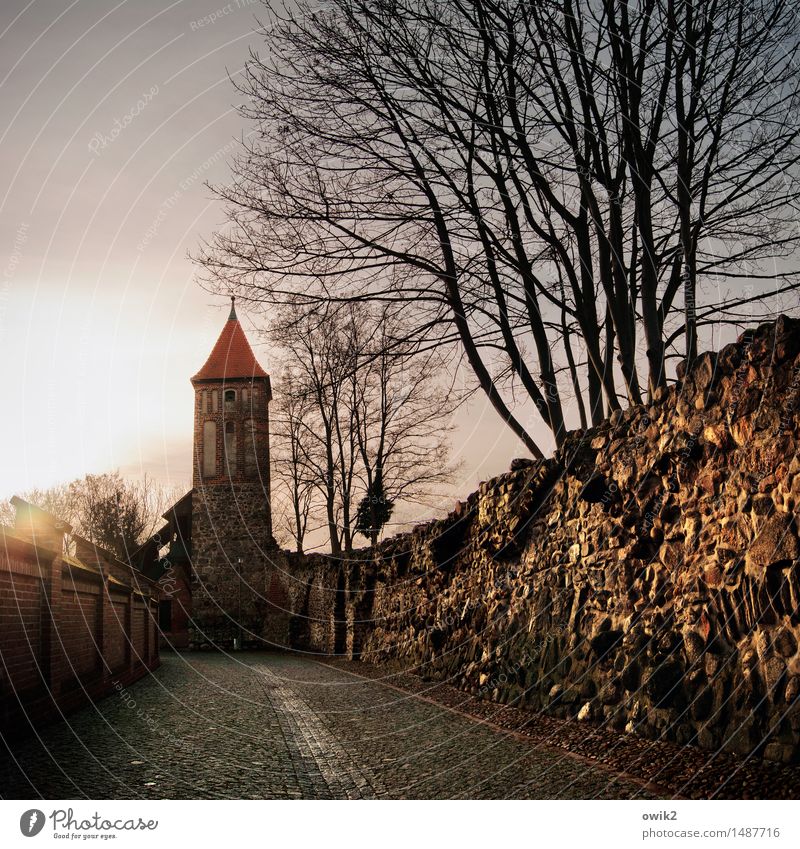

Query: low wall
left=287, top=316, right=800, bottom=764
left=0, top=529, right=160, bottom=733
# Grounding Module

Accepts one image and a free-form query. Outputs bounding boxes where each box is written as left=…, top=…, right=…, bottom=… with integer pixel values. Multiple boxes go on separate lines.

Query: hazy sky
left=0, top=0, right=541, bottom=533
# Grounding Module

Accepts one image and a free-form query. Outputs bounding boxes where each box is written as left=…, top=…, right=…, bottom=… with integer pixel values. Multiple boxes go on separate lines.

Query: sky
left=0, top=0, right=539, bottom=532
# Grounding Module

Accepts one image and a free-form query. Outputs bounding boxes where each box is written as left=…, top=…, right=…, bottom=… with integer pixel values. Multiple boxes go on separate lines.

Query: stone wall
left=286, top=316, right=800, bottom=764
left=191, top=482, right=290, bottom=648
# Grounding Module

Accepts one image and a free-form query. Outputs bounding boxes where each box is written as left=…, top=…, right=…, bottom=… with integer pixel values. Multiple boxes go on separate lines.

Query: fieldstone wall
left=191, top=483, right=290, bottom=648
left=287, top=316, right=800, bottom=764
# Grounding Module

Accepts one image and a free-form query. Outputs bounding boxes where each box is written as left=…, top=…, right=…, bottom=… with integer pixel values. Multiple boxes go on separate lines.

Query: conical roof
left=191, top=299, right=268, bottom=381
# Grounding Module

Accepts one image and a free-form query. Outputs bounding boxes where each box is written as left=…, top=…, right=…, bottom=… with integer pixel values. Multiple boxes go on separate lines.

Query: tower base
left=189, top=484, right=290, bottom=650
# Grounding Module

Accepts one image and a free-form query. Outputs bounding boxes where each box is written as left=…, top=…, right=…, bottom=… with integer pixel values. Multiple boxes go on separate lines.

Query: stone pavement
left=0, top=653, right=652, bottom=800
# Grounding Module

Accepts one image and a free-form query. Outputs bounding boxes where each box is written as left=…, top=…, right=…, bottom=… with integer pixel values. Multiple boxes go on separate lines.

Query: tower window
left=244, top=419, right=257, bottom=478
left=241, top=388, right=249, bottom=410
left=202, top=390, right=208, bottom=412
left=211, top=389, right=219, bottom=413
left=202, top=421, right=217, bottom=477
left=225, top=420, right=237, bottom=475
left=224, top=389, right=236, bottom=412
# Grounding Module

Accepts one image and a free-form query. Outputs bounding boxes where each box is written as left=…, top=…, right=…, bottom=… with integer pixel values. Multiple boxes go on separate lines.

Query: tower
left=189, top=298, right=287, bottom=648
left=191, top=297, right=272, bottom=523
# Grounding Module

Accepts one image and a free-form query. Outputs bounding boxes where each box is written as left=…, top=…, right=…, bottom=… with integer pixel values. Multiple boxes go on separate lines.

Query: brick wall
left=0, top=555, right=43, bottom=695
left=132, top=599, right=147, bottom=660
left=103, top=590, right=130, bottom=674
left=191, top=377, right=272, bottom=515
left=0, top=524, right=160, bottom=734
left=55, top=575, right=102, bottom=686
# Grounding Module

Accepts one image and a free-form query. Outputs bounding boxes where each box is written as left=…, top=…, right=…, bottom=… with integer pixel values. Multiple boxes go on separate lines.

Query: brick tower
left=189, top=298, right=288, bottom=648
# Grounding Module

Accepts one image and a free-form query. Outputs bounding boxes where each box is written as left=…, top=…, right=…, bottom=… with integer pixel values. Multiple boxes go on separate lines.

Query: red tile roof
left=191, top=303, right=269, bottom=381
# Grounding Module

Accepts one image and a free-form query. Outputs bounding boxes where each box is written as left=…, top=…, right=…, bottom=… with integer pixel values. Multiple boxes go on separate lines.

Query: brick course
left=0, top=504, right=160, bottom=733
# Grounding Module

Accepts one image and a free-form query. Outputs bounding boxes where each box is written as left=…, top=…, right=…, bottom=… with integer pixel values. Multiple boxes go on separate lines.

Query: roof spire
left=228, top=294, right=237, bottom=321
left=192, top=304, right=269, bottom=382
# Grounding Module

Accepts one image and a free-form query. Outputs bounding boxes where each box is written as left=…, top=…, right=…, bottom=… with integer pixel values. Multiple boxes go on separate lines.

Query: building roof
left=10, top=495, right=73, bottom=533
left=191, top=299, right=269, bottom=382
left=161, top=489, right=194, bottom=521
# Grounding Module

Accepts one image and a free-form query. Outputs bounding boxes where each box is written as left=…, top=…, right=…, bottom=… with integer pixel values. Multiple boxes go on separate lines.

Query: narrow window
left=202, top=390, right=208, bottom=412
left=241, top=387, right=249, bottom=411
left=202, top=421, right=217, bottom=477
left=225, top=420, right=237, bottom=475
left=244, top=419, right=257, bottom=478
left=224, top=389, right=236, bottom=412
left=211, top=389, right=219, bottom=413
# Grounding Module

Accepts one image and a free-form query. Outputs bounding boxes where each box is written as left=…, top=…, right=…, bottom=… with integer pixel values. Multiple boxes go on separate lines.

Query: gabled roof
left=161, top=490, right=194, bottom=521
left=10, top=495, right=73, bottom=533
left=191, top=299, right=269, bottom=382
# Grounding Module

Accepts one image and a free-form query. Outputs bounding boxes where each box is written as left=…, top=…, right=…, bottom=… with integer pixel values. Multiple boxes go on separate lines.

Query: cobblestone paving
left=0, top=653, right=651, bottom=799
left=326, top=659, right=800, bottom=800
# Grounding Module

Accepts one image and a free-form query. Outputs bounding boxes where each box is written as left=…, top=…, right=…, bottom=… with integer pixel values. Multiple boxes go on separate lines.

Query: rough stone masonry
left=285, top=315, right=800, bottom=765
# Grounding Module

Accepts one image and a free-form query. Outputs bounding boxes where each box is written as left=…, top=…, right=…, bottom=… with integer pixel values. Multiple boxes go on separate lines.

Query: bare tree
left=197, top=0, right=800, bottom=454
left=270, top=301, right=458, bottom=552
left=67, top=473, right=169, bottom=560
left=271, top=383, right=318, bottom=553
left=271, top=306, right=356, bottom=554
left=347, top=304, right=458, bottom=545
left=1, top=472, right=181, bottom=561
left=0, top=483, right=75, bottom=529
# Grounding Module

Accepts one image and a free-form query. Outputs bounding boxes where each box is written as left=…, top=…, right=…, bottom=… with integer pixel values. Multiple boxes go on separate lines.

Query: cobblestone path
left=0, top=653, right=651, bottom=799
